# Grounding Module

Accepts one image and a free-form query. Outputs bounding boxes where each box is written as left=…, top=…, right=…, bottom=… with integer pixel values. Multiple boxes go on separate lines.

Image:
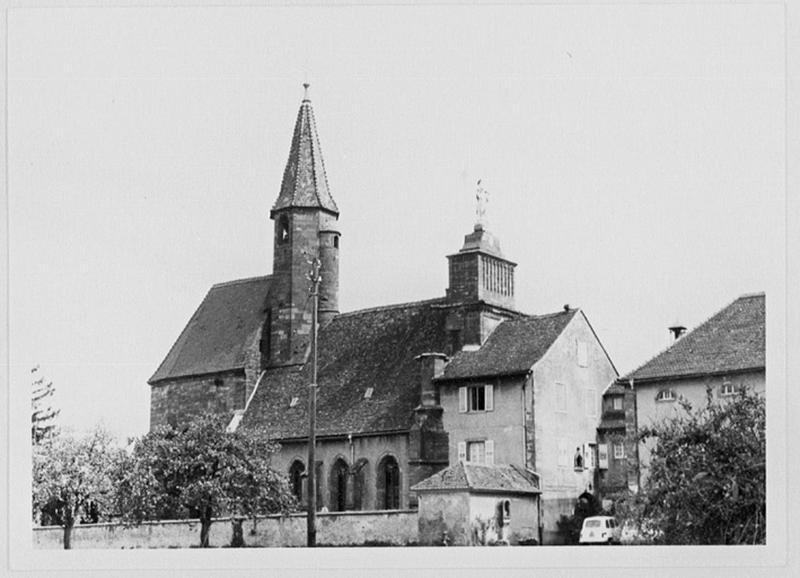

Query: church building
left=148, top=89, right=617, bottom=544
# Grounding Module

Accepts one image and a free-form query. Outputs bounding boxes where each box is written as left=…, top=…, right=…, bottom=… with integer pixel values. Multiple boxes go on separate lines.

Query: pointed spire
left=271, top=85, right=339, bottom=217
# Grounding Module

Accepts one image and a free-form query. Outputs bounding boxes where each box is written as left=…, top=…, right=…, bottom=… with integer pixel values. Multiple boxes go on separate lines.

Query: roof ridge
left=211, top=275, right=272, bottom=289
left=335, top=297, right=448, bottom=319
left=736, top=291, right=766, bottom=300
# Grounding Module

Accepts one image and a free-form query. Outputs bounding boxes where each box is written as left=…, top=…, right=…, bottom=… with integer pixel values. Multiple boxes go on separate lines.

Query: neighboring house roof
left=625, top=293, right=765, bottom=383
left=597, top=416, right=627, bottom=431
left=149, top=276, right=272, bottom=383
left=411, top=462, right=540, bottom=494
left=240, top=298, right=452, bottom=439
left=271, top=96, right=338, bottom=217
left=438, top=309, right=578, bottom=381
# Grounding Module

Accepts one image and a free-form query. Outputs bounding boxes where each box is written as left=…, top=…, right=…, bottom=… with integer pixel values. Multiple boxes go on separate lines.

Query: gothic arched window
left=289, top=460, right=305, bottom=503
left=329, top=458, right=349, bottom=512
left=377, top=455, right=400, bottom=510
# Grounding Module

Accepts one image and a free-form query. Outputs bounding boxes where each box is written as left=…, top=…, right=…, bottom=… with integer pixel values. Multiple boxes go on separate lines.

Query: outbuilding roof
left=624, top=293, right=765, bottom=383
left=149, top=276, right=272, bottom=383
left=438, top=309, right=578, bottom=381
left=411, top=462, right=540, bottom=494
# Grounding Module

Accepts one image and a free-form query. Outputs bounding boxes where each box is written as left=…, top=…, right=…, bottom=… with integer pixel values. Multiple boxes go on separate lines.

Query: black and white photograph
left=3, top=1, right=796, bottom=576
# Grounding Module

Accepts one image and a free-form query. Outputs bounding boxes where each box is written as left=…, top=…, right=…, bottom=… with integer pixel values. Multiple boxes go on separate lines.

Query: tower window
left=333, top=235, right=339, bottom=249
left=278, top=215, right=290, bottom=245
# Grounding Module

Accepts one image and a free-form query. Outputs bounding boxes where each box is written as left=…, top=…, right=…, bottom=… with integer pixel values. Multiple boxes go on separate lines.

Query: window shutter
left=458, top=441, right=467, bottom=462
left=485, top=440, right=494, bottom=465
left=485, top=385, right=494, bottom=411
left=459, top=387, right=467, bottom=413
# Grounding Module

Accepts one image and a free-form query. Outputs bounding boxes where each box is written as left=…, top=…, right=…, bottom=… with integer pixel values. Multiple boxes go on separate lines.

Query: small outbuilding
left=412, top=462, right=541, bottom=546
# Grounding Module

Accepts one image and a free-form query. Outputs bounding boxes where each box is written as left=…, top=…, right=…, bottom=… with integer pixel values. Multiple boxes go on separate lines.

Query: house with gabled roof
left=413, top=462, right=541, bottom=546
left=599, top=292, right=766, bottom=492
left=148, top=89, right=618, bottom=543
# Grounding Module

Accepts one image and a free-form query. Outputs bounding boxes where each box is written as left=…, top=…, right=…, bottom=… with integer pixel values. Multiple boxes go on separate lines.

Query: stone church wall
left=149, top=372, right=246, bottom=429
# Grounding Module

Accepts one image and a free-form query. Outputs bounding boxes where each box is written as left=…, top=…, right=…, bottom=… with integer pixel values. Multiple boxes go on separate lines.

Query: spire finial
left=475, top=178, right=489, bottom=230
left=303, top=83, right=311, bottom=102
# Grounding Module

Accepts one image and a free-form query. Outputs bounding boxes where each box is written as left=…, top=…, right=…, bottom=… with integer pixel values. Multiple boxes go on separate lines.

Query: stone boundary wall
left=33, top=510, right=418, bottom=549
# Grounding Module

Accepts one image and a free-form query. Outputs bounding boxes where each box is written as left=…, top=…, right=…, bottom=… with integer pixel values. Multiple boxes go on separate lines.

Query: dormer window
left=656, top=389, right=676, bottom=402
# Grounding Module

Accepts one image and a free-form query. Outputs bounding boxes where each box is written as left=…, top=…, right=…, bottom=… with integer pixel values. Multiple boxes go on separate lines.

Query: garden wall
left=33, top=510, right=418, bottom=549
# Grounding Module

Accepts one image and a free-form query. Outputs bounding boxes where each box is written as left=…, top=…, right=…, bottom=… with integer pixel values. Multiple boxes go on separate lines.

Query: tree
left=632, top=387, right=765, bottom=544
left=32, top=427, right=124, bottom=549
left=115, top=413, right=295, bottom=547
left=31, top=365, right=59, bottom=444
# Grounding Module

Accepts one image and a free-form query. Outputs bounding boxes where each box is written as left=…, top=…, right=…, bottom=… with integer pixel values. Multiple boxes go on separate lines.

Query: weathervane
left=303, top=82, right=311, bottom=102
left=475, top=179, right=490, bottom=229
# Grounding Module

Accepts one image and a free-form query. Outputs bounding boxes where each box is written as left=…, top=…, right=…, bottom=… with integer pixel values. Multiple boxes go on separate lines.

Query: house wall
left=597, top=386, right=639, bottom=495
left=635, top=370, right=765, bottom=482
left=439, top=375, right=527, bottom=466
left=416, top=492, right=471, bottom=546
left=33, top=511, right=418, bottom=549
left=275, top=433, right=411, bottom=511
left=532, top=313, right=618, bottom=543
left=468, top=494, right=539, bottom=545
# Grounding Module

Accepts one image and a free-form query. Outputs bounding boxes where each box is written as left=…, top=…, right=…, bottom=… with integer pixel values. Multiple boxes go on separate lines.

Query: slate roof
left=271, top=96, right=338, bottom=217
left=149, top=276, right=272, bottom=383
left=625, top=293, right=765, bottom=383
left=240, top=298, right=453, bottom=438
left=411, top=462, right=540, bottom=494
left=438, top=309, right=578, bottom=381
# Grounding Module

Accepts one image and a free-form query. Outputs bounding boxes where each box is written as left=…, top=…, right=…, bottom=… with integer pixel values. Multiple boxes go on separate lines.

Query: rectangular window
left=557, top=438, right=569, bottom=467
left=577, top=340, right=589, bottom=367
left=464, top=440, right=494, bottom=465
left=721, top=382, right=741, bottom=396
left=585, top=388, right=596, bottom=416
left=584, top=443, right=596, bottom=469
left=612, top=396, right=623, bottom=411
left=556, top=382, right=567, bottom=412
left=598, top=444, right=609, bottom=469
left=468, top=441, right=485, bottom=463
left=613, top=443, right=625, bottom=460
left=459, top=385, right=494, bottom=413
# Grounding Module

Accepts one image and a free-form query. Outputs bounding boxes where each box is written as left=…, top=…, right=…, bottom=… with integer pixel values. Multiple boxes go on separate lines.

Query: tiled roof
left=438, top=309, right=578, bottom=381
left=240, top=299, right=452, bottom=438
left=597, top=416, right=627, bottom=431
left=271, top=97, right=338, bottom=216
left=625, top=293, right=765, bottom=383
left=149, top=276, right=272, bottom=383
left=411, top=462, right=540, bottom=494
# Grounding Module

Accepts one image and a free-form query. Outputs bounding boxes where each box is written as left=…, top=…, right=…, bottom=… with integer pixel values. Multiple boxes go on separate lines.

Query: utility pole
left=306, top=254, right=322, bottom=547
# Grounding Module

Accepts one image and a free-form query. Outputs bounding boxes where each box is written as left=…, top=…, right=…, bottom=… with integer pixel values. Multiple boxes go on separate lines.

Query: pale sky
left=7, top=3, right=786, bottom=444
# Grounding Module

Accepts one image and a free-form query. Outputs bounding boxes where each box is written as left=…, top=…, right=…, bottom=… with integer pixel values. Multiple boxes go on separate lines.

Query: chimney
left=668, top=319, right=686, bottom=341
left=415, top=353, right=448, bottom=407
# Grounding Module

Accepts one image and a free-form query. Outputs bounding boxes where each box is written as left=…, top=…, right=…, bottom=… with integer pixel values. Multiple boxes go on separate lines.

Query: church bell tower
left=267, top=85, right=340, bottom=367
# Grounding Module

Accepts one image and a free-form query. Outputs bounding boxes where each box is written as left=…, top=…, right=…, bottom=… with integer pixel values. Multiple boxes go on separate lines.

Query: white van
left=579, top=516, right=620, bottom=544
